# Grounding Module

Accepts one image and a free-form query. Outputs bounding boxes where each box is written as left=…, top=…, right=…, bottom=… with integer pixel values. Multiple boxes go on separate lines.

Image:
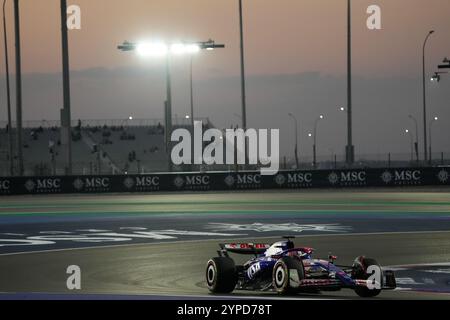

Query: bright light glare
left=308, top=133, right=312, bottom=137
left=319, top=115, right=324, bottom=119
left=186, top=44, right=201, bottom=54
left=434, top=117, right=438, bottom=121
left=137, top=42, right=201, bottom=57
left=171, top=43, right=200, bottom=54
left=129, top=116, right=133, bottom=120
left=170, top=43, right=187, bottom=55
left=137, top=43, right=168, bottom=57
left=206, top=47, right=214, bottom=51
left=185, top=115, right=190, bottom=119
left=405, top=129, right=409, bottom=133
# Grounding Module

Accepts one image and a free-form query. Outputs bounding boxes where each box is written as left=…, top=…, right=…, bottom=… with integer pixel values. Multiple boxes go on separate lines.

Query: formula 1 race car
left=205, top=237, right=396, bottom=297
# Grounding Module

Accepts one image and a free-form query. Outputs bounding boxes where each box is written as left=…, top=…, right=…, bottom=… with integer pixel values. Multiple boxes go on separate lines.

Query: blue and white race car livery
left=206, top=236, right=396, bottom=297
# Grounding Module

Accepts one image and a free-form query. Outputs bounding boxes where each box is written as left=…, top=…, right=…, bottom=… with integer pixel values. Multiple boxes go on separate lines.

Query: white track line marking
left=0, top=229, right=450, bottom=257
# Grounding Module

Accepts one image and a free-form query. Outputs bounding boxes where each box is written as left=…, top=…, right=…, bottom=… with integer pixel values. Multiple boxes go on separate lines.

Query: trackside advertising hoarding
left=0, top=167, right=449, bottom=195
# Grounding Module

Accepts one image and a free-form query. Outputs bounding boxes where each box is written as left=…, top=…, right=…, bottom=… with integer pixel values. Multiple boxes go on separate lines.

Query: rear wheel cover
left=206, top=261, right=216, bottom=288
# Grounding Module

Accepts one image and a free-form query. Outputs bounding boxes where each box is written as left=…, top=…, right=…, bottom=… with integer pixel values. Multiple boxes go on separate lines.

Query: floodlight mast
left=117, top=40, right=225, bottom=171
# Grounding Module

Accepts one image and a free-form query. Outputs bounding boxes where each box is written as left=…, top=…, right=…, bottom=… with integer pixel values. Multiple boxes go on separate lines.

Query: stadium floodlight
left=117, top=39, right=225, bottom=171
left=186, top=44, right=201, bottom=54
left=438, top=57, right=450, bottom=69
left=120, top=40, right=224, bottom=57
left=431, top=71, right=448, bottom=82
left=136, top=42, right=168, bottom=57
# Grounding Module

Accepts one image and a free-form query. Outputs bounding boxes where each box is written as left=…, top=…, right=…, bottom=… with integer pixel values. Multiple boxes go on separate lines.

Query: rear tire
left=206, top=257, right=237, bottom=294
left=352, top=257, right=382, bottom=298
left=272, top=256, right=305, bottom=295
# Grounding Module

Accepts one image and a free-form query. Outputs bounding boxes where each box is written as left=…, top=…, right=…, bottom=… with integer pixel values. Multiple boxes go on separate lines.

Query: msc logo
left=73, top=177, right=110, bottom=190
left=288, top=172, right=312, bottom=184
left=186, top=175, right=210, bottom=186
left=329, top=171, right=366, bottom=185
left=173, top=175, right=210, bottom=189
left=224, top=174, right=261, bottom=188
left=274, top=174, right=286, bottom=185
left=124, top=176, right=160, bottom=189
left=275, top=173, right=313, bottom=186
left=237, top=174, right=261, bottom=185
left=437, top=170, right=449, bottom=184
left=25, top=179, right=61, bottom=192
left=224, top=175, right=236, bottom=187
left=381, top=170, right=421, bottom=184
left=0, top=180, right=11, bottom=190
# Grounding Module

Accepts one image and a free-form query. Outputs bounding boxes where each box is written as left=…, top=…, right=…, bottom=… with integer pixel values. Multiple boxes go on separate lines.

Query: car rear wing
left=219, top=243, right=270, bottom=255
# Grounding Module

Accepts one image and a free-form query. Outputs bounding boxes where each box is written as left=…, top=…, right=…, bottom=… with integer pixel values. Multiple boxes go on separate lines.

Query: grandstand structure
left=1, top=117, right=449, bottom=177
left=0, top=118, right=216, bottom=176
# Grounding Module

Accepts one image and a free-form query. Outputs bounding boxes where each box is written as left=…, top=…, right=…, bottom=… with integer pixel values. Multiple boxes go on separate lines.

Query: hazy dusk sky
left=1, top=0, right=450, bottom=159
left=1, top=0, right=449, bottom=76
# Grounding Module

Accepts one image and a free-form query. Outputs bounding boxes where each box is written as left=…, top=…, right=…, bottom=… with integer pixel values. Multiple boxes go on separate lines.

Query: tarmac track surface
left=0, top=189, right=450, bottom=299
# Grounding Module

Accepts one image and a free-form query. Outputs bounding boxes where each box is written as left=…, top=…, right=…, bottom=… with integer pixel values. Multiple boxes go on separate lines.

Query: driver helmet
left=265, top=241, right=291, bottom=257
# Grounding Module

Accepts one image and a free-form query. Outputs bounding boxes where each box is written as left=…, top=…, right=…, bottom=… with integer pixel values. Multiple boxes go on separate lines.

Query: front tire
left=352, top=257, right=382, bottom=298
left=206, top=257, right=237, bottom=294
left=272, top=256, right=305, bottom=295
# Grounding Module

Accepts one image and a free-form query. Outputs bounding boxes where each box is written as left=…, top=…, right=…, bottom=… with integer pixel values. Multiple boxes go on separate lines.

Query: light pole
left=345, top=0, right=354, bottom=166
left=288, top=113, right=299, bottom=169
left=2, top=0, right=13, bottom=176
left=429, top=116, right=438, bottom=165
left=313, top=115, right=324, bottom=169
left=405, top=129, right=413, bottom=162
left=238, top=0, right=247, bottom=131
left=422, top=30, right=435, bottom=163
left=408, top=115, right=419, bottom=162
left=117, top=40, right=224, bottom=171
left=13, top=0, right=22, bottom=176
left=189, top=54, right=194, bottom=128
left=188, top=39, right=225, bottom=128
left=118, top=41, right=174, bottom=161
left=60, top=0, right=73, bottom=175
left=307, top=133, right=313, bottom=167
